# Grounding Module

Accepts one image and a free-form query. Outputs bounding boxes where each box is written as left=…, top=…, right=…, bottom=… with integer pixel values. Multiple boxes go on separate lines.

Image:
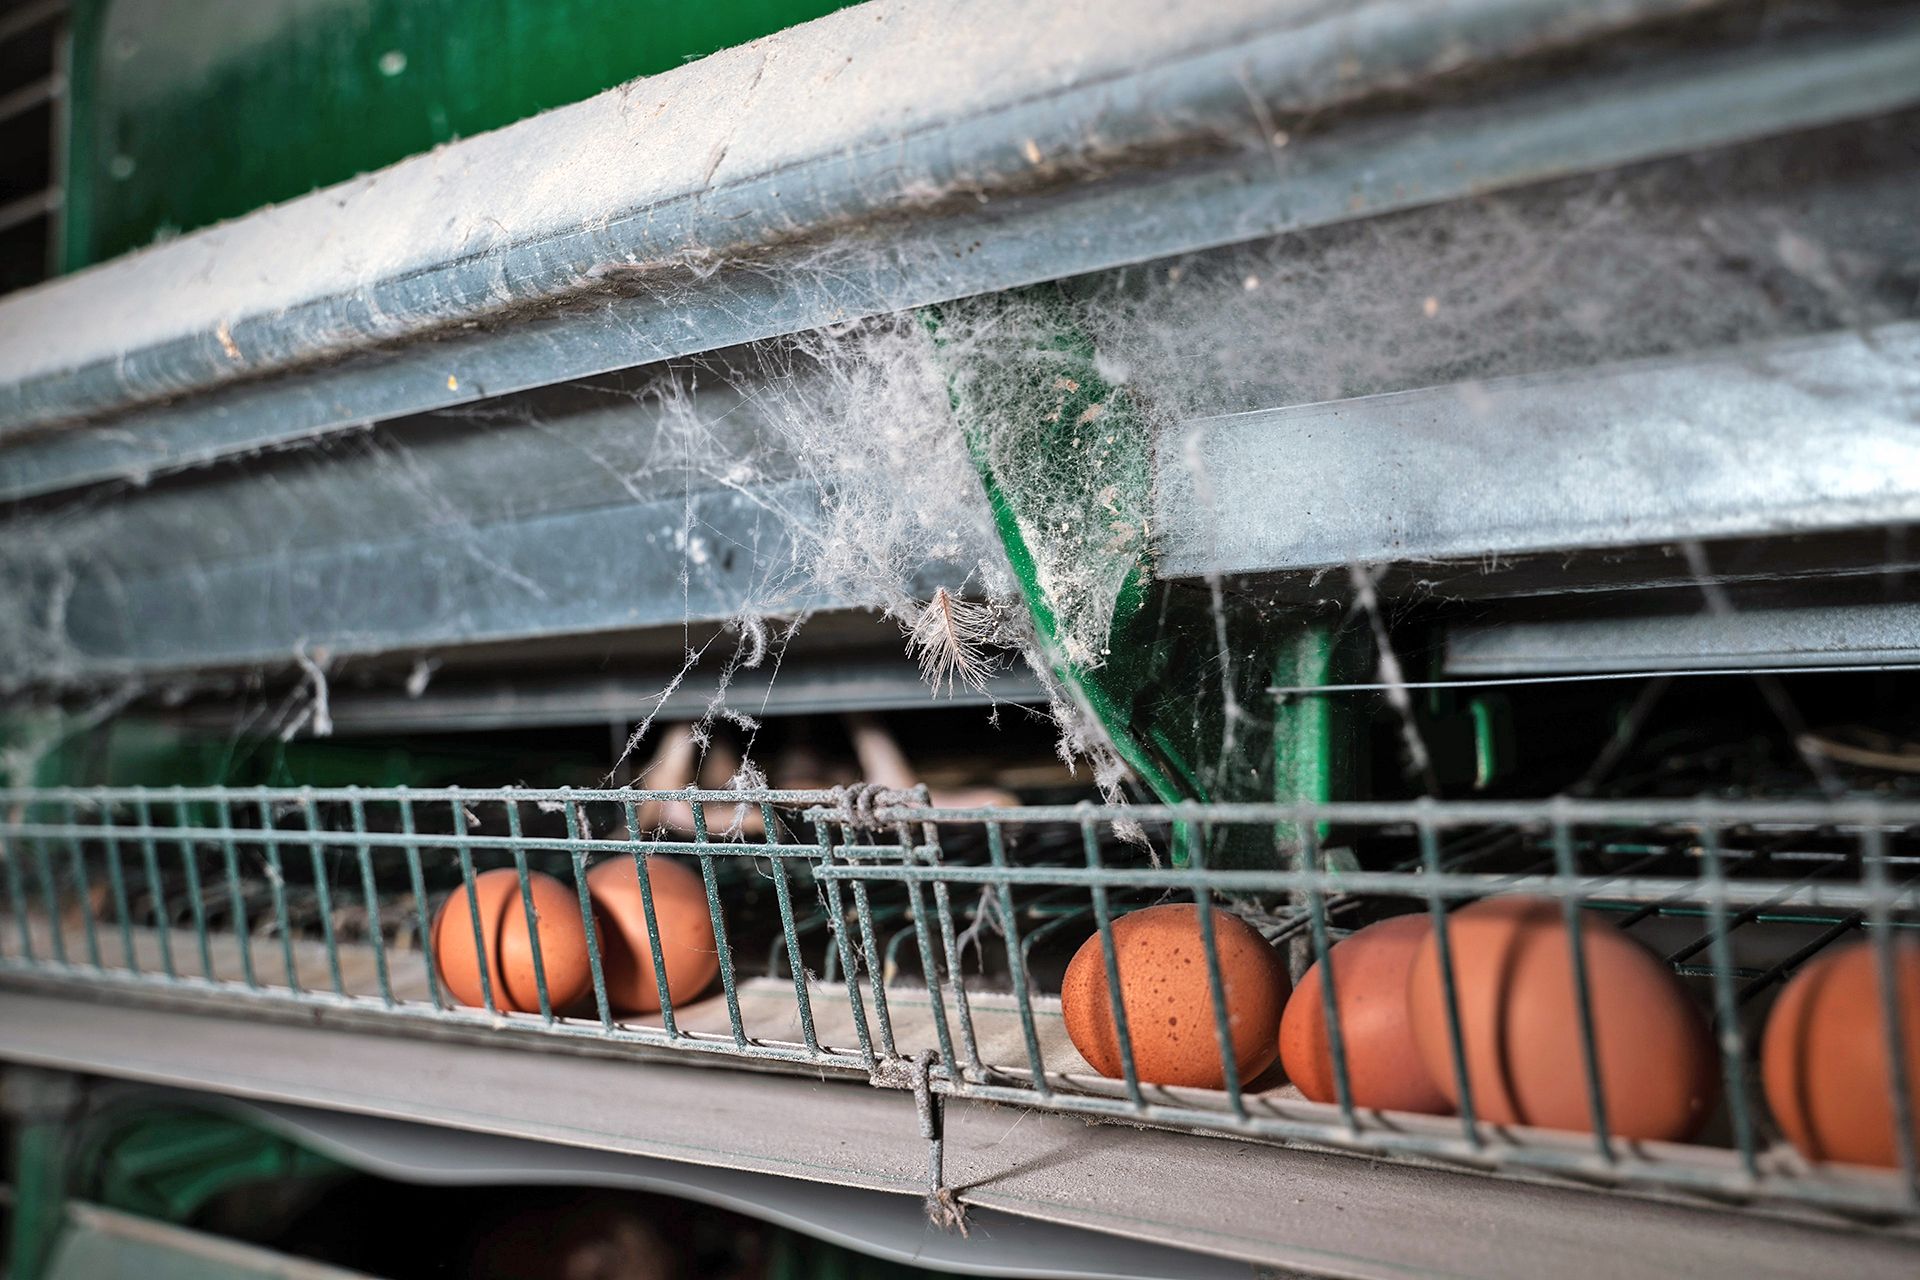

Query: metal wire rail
left=1, top=785, right=1917, bottom=1224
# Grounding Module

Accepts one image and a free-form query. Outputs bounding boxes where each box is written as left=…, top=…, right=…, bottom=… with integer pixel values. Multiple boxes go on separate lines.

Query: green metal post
left=5, top=1069, right=80, bottom=1280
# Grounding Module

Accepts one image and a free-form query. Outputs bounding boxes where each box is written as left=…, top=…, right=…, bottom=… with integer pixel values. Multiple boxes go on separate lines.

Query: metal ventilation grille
left=0, top=0, right=64, bottom=296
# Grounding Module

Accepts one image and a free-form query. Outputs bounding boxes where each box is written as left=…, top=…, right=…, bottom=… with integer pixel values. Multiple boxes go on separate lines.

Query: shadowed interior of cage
left=1, top=786, right=1918, bottom=1219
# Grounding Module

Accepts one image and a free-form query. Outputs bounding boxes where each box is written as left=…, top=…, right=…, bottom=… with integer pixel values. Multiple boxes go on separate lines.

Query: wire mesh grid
left=1, top=785, right=1917, bottom=1222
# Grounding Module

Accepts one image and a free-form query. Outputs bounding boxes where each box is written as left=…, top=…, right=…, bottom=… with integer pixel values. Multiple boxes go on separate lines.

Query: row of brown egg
left=429, top=860, right=718, bottom=1018
left=1059, top=899, right=1920, bottom=1170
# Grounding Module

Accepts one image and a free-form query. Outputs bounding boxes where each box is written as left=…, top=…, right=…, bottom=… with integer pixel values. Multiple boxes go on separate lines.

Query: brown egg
left=587, top=856, right=721, bottom=1014
left=1280, top=914, right=1450, bottom=1114
left=432, top=868, right=595, bottom=1014
left=1407, top=895, right=1716, bottom=1141
left=1761, top=937, right=1920, bottom=1168
left=1061, top=903, right=1289, bottom=1089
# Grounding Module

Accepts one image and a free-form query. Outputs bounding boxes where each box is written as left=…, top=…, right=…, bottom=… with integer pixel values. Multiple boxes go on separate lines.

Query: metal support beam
left=5, top=4, right=1919, bottom=499
left=1157, top=323, right=1920, bottom=581
left=1448, top=600, right=1920, bottom=676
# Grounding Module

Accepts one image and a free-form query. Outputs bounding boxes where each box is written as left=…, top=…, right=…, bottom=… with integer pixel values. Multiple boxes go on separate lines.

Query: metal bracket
left=908, top=1050, right=967, bottom=1236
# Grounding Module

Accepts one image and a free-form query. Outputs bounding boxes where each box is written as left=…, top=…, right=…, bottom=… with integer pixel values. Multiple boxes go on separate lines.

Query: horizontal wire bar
left=5, top=821, right=1907, bottom=909
left=0, top=73, right=60, bottom=125
left=0, top=823, right=874, bottom=861
left=1268, top=662, right=1920, bottom=696
left=868, top=800, right=1920, bottom=828
left=0, top=786, right=854, bottom=806
left=0, top=0, right=65, bottom=46
left=10, top=788, right=1920, bottom=828
left=808, top=863, right=1918, bottom=910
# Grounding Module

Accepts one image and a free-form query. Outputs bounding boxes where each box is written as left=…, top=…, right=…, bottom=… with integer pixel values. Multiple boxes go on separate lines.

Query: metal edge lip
left=10, top=15, right=1920, bottom=503
left=0, top=0, right=1697, bottom=424
left=4, top=989, right=1918, bottom=1278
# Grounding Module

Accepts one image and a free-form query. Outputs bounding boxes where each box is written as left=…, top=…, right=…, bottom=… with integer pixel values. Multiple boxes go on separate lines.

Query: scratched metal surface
left=5, top=0, right=1919, bottom=500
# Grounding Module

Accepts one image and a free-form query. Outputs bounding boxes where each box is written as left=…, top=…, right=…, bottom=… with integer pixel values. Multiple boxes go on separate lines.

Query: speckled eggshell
left=1280, top=914, right=1450, bottom=1115
left=1407, top=895, right=1716, bottom=1142
left=431, top=867, right=595, bottom=1014
left=1060, top=903, right=1288, bottom=1089
left=586, top=856, right=721, bottom=1014
left=1762, top=937, right=1920, bottom=1168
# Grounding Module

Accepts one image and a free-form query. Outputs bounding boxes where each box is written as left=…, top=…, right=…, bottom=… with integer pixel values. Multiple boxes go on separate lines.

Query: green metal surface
left=932, top=295, right=1187, bottom=802
left=79, top=1107, right=344, bottom=1227
left=1271, top=622, right=1366, bottom=846
left=62, top=0, right=852, bottom=271
left=6, top=1089, right=347, bottom=1280
left=7, top=1104, right=69, bottom=1280
left=933, top=290, right=1358, bottom=865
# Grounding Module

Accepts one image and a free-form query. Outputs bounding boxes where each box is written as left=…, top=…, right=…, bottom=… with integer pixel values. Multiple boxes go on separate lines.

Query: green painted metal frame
left=76, top=1105, right=344, bottom=1227
left=6, top=1072, right=76, bottom=1280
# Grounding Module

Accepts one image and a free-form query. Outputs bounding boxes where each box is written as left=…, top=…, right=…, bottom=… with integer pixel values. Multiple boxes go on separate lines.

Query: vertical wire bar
left=302, top=790, right=346, bottom=996
left=987, top=821, right=1049, bottom=1097
left=1419, top=813, right=1478, bottom=1144
left=814, top=815, right=875, bottom=1069
left=850, top=864, right=899, bottom=1058
left=563, top=791, right=613, bottom=1032
left=349, top=790, right=393, bottom=1006
left=134, top=794, right=175, bottom=979
left=257, top=793, right=299, bottom=993
left=504, top=794, right=555, bottom=1022
left=60, top=798, right=102, bottom=969
left=620, top=796, right=677, bottom=1037
left=29, top=815, right=65, bottom=966
left=1862, top=825, right=1920, bottom=1204
left=1551, top=811, right=1613, bottom=1159
left=449, top=789, right=497, bottom=1015
left=907, top=873, right=959, bottom=1077
left=396, top=789, right=443, bottom=1009
left=214, top=795, right=256, bottom=988
left=1700, top=824, right=1757, bottom=1179
left=172, top=790, right=215, bottom=979
left=28, top=831, right=64, bottom=966
left=766, top=801, right=819, bottom=1054
left=903, top=793, right=976, bottom=1077
left=97, top=792, right=137, bottom=971
left=2, top=809, right=33, bottom=961
left=691, top=797, right=748, bottom=1048
left=930, top=879, right=980, bottom=1078
left=1186, top=819, right=1246, bottom=1115
left=894, top=804, right=959, bottom=1077
left=1081, top=815, right=1143, bottom=1108
left=1302, top=824, right=1356, bottom=1132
